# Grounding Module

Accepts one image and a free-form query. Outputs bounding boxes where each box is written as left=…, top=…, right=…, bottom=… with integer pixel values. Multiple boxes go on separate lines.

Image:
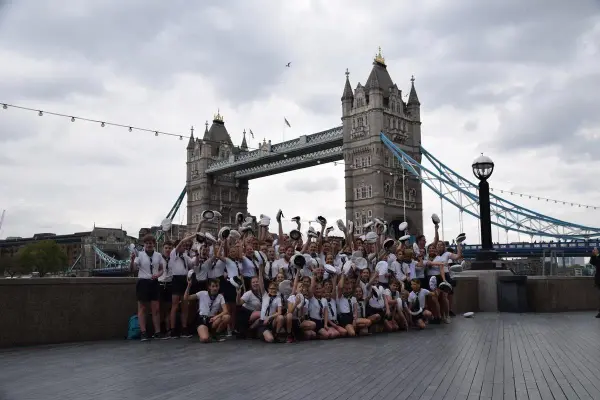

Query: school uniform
left=241, top=257, right=257, bottom=290
left=384, top=288, right=400, bottom=319
left=169, top=248, right=194, bottom=296
left=408, top=289, right=430, bottom=323
left=366, top=286, right=386, bottom=319
left=134, top=251, right=166, bottom=302
left=257, top=293, right=282, bottom=337
left=287, top=293, right=307, bottom=337
left=195, top=290, right=226, bottom=330
left=325, top=297, right=338, bottom=325
left=337, top=295, right=356, bottom=326
left=158, top=254, right=173, bottom=303
left=308, top=296, right=326, bottom=331
left=237, top=289, right=262, bottom=337
left=429, top=252, right=451, bottom=288
left=192, top=256, right=211, bottom=293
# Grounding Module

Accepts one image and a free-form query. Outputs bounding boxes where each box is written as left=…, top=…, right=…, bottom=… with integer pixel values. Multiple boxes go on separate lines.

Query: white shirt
left=196, top=291, right=225, bottom=316
left=158, top=254, right=172, bottom=283
left=376, top=260, right=390, bottom=284
left=384, top=288, right=400, bottom=304
left=207, top=259, right=225, bottom=279
left=260, top=293, right=282, bottom=320
left=336, top=295, right=356, bottom=314
left=271, top=258, right=290, bottom=279
left=368, top=286, right=385, bottom=309
left=429, top=253, right=451, bottom=275
left=324, top=297, right=338, bottom=321
left=194, top=257, right=212, bottom=281
left=392, top=260, right=407, bottom=281
left=408, top=289, right=430, bottom=311
left=241, top=257, right=257, bottom=277
left=308, top=296, right=325, bottom=320
left=241, top=290, right=261, bottom=311
left=356, top=299, right=366, bottom=318
left=169, top=249, right=194, bottom=276
left=264, top=260, right=278, bottom=280
left=287, top=294, right=306, bottom=319
left=134, top=251, right=166, bottom=280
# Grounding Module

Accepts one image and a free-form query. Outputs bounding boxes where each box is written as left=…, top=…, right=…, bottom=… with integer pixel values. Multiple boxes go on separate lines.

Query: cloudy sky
left=0, top=0, right=599, bottom=243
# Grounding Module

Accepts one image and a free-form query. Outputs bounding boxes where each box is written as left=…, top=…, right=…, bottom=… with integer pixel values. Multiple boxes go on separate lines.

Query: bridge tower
left=186, top=112, right=249, bottom=236
left=342, top=48, right=424, bottom=238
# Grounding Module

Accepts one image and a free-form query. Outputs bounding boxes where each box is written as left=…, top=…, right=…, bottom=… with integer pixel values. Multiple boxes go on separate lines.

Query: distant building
left=0, top=227, right=136, bottom=271
left=137, top=224, right=189, bottom=242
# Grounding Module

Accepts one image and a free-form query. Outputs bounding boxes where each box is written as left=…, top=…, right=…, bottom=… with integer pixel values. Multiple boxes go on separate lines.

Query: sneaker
left=595, top=312, right=600, bottom=318
left=286, top=335, right=295, bottom=343
left=212, top=335, right=226, bottom=342
left=449, top=310, right=456, bottom=317
left=152, top=332, right=163, bottom=340
left=226, top=329, right=233, bottom=337
left=162, top=330, right=173, bottom=340
left=443, top=317, right=451, bottom=324
left=140, top=332, right=150, bottom=342
left=430, top=318, right=441, bottom=325
left=180, top=328, right=193, bottom=338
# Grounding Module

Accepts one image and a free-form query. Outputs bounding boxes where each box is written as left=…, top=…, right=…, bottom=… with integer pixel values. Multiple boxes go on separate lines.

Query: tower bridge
left=187, top=48, right=424, bottom=236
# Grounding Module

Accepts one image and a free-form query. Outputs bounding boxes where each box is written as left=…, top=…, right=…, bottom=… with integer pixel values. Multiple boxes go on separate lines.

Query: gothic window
left=384, top=181, right=390, bottom=195
left=367, top=156, right=372, bottom=166
left=368, top=185, right=372, bottom=198
left=361, top=187, right=367, bottom=198
left=408, top=188, right=416, bottom=202
left=355, top=212, right=360, bottom=219
left=361, top=158, right=367, bottom=168
left=384, top=155, right=390, bottom=167
left=211, top=192, right=217, bottom=201
left=367, top=210, right=372, bottom=218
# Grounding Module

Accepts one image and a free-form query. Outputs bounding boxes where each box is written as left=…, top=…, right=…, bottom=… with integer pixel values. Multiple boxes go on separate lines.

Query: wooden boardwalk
left=1, top=313, right=600, bottom=400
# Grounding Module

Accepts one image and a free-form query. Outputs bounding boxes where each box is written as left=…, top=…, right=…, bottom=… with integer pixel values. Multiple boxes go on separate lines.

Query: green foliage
left=0, top=256, right=26, bottom=278
left=17, top=240, right=68, bottom=277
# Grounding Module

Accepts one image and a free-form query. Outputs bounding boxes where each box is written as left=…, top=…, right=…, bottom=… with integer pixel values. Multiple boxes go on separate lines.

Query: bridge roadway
left=459, top=241, right=598, bottom=258
left=205, top=126, right=343, bottom=178
left=2, top=313, right=600, bottom=399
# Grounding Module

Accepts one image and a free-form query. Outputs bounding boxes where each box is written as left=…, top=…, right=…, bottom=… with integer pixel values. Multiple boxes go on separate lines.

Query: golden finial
left=213, top=108, right=224, bottom=123
left=374, top=46, right=386, bottom=66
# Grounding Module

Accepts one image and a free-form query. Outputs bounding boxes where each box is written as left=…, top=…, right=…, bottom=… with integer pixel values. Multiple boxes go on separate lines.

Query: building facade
left=342, top=49, right=424, bottom=237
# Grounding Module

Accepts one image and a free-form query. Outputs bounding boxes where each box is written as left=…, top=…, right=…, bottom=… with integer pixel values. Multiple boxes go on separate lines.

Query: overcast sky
left=0, top=0, right=599, bottom=243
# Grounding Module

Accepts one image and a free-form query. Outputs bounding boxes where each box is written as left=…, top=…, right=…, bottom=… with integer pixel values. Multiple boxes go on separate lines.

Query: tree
left=17, top=240, right=68, bottom=277
left=0, top=257, right=26, bottom=278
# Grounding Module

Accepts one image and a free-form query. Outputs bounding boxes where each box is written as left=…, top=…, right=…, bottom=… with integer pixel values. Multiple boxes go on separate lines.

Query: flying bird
left=285, top=62, right=291, bottom=67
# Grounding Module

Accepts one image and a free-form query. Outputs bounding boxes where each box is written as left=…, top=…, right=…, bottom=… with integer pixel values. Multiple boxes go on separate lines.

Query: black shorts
left=310, top=318, right=325, bottom=332
left=366, top=305, right=385, bottom=320
left=190, top=276, right=207, bottom=294
left=171, top=275, right=188, bottom=296
left=256, top=319, right=276, bottom=338
left=338, top=312, right=353, bottom=326
left=197, top=315, right=212, bottom=330
left=218, top=276, right=237, bottom=303
left=291, top=318, right=303, bottom=338
left=159, top=282, right=172, bottom=303
left=419, top=278, right=429, bottom=290
left=136, top=279, right=159, bottom=303
left=411, top=312, right=425, bottom=324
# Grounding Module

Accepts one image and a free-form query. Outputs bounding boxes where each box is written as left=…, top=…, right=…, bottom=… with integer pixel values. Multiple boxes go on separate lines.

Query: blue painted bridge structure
left=457, top=241, right=598, bottom=258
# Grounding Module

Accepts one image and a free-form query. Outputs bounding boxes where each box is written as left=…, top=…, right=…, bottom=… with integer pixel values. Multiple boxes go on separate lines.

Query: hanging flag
left=249, top=129, right=254, bottom=139
left=284, top=117, right=291, bottom=128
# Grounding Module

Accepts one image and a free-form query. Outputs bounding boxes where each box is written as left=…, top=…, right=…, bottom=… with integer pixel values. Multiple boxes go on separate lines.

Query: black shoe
left=595, top=312, right=600, bottom=318
left=430, top=318, right=441, bottom=325
left=449, top=310, right=456, bottom=317
left=152, top=332, right=163, bottom=340
left=180, top=328, right=193, bottom=338
left=162, top=330, right=173, bottom=340
left=140, top=332, right=150, bottom=342
left=212, top=335, right=226, bottom=342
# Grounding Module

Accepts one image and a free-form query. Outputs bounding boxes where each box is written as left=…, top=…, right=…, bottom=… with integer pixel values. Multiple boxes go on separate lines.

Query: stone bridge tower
left=186, top=112, right=249, bottom=236
left=342, top=48, right=424, bottom=238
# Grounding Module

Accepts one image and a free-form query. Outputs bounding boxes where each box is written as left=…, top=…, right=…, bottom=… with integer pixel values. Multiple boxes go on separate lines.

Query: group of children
left=131, top=211, right=463, bottom=343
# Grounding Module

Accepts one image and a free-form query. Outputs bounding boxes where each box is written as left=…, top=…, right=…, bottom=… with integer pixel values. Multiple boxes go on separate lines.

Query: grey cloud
left=464, top=120, right=478, bottom=132
left=284, top=176, right=339, bottom=192
left=0, top=74, right=105, bottom=103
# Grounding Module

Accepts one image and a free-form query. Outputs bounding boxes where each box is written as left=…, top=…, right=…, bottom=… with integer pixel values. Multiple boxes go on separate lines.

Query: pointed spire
left=186, top=125, right=195, bottom=149
left=374, top=46, right=386, bottom=66
left=408, top=75, right=420, bottom=106
left=241, top=129, right=248, bottom=151
left=342, top=68, right=354, bottom=101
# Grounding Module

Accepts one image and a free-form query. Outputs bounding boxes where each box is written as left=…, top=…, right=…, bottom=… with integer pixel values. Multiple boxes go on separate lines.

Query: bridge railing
left=461, top=241, right=600, bottom=252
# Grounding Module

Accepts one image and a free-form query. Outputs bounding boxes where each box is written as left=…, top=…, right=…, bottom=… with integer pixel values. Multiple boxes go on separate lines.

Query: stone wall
left=1, top=276, right=598, bottom=348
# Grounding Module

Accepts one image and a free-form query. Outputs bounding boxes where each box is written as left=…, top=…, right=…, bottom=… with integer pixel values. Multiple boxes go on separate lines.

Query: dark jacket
left=590, top=254, right=600, bottom=285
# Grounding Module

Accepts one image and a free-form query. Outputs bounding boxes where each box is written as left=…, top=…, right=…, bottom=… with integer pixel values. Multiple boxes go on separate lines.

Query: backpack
left=127, top=315, right=141, bottom=340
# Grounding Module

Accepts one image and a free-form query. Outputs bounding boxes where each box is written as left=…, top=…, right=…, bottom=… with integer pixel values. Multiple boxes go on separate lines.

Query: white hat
left=278, top=280, right=293, bottom=297
left=371, top=285, right=384, bottom=299
left=128, top=243, right=136, bottom=252
left=342, top=260, right=354, bottom=275
left=289, top=229, right=302, bottom=241
left=449, top=264, right=463, bottom=273
left=365, top=231, right=378, bottom=244
left=399, top=234, right=411, bottom=242
left=316, top=216, right=327, bottom=226
left=204, top=232, right=216, bottom=244
left=160, top=218, right=172, bottom=231
left=429, top=275, right=438, bottom=291
left=291, top=253, right=306, bottom=268
left=398, top=221, right=408, bottom=232
left=383, top=238, right=395, bottom=249
left=363, top=221, right=374, bottom=229
left=354, top=257, right=368, bottom=270
left=187, top=270, right=194, bottom=280
left=229, top=230, right=241, bottom=241
left=236, top=212, right=245, bottom=226
left=374, top=217, right=384, bottom=226
left=431, top=213, right=440, bottom=224
left=412, top=243, right=421, bottom=256
left=219, top=226, right=231, bottom=240
left=359, top=235, right=366, bottom=242
left=336, top=219, right=346, bottom=233
left=260, top=216, right=271, bottom=227
left=347, top=220, right=354, bottom=234
left=324, top=264, right=337, bottom=275
left=229, top=275, right=243, bottom=289
left=195, top=232, right=206, bottom=243
left=201, top=210, right=214, bottom=220
left=456, top=232, right=466, bottom=243
left=409, top=306, right=423, bottom=316
left=439, top=281, right=453, bottom=293
left=463, top=312, right=475, bottom=318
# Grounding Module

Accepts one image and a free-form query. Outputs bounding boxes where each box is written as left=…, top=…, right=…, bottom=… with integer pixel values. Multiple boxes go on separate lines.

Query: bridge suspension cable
left=380, top=132, right=600, bottom=240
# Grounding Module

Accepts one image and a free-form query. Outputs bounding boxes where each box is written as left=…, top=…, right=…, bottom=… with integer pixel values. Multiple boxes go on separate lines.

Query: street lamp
left=472, top=154, right=499, bottom=266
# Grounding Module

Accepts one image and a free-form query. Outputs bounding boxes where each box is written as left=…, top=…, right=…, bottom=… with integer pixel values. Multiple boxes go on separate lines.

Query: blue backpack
left=127, top=315, right=141, bottom=340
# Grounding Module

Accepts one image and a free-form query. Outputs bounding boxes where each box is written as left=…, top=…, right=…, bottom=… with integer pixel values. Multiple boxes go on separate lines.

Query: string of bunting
left=3, top=102, right=598, bottom=210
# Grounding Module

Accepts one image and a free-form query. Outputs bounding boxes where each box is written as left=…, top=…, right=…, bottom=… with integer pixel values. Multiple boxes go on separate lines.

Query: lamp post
left=472, top=154, right=499, bottom=266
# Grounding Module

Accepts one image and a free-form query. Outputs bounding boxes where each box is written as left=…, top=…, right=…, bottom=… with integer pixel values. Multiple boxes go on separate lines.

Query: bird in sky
left=285, top=62, right=291, bottom=67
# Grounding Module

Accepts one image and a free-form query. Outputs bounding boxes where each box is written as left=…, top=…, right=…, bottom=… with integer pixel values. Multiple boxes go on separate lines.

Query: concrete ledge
left=452, top=275, right=479, bottom=314
left=526, top=276, right=598, bottom=312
